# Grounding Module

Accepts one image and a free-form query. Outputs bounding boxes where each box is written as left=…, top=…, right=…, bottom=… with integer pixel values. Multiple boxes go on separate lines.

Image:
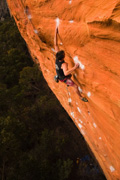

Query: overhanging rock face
left=7, top=0, right=120, bottom=179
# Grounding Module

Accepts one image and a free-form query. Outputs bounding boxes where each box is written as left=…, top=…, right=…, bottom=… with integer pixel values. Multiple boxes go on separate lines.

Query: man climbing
left=54, top=27, right=88, bottom=102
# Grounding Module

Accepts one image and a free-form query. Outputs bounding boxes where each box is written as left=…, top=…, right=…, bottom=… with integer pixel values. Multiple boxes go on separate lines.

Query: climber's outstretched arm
left=62, top=63, right=79, bottom=76
left=54, top=27, right=60, bottom=53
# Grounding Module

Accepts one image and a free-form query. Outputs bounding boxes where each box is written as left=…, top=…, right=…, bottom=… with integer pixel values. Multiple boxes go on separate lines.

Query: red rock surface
left=7, top=0, right=120, bottom=179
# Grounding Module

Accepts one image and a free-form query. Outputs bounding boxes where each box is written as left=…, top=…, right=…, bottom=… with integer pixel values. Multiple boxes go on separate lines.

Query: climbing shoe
left=81, top=97, right=88, bottom=102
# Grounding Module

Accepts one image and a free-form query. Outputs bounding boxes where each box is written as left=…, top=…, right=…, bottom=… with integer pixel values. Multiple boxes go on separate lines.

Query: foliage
left=0, top=18, right=33, bottom=88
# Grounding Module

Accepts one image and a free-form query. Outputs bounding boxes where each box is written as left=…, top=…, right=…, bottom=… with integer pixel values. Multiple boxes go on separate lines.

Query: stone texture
left=6, top=0, right=120, bottom=179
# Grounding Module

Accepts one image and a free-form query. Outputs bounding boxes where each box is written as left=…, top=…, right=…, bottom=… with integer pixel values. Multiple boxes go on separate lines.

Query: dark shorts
left=60, top=78, right=75, bottom=86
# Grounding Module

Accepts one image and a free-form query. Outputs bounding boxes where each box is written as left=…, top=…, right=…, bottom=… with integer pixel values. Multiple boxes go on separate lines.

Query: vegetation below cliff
left=0, top=0, right=9, bottom=19
left=0, top=18, right=106, bottom=180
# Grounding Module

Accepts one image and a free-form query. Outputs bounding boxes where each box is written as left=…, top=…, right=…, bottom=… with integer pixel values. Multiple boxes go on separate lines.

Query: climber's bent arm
left=62, top=63, right=79, bottom=76
left=54, top=28, right=60, bottom=53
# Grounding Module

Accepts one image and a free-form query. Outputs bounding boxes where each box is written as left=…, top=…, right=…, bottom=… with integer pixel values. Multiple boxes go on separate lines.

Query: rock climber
left=54, top=27, right=88, bottom=102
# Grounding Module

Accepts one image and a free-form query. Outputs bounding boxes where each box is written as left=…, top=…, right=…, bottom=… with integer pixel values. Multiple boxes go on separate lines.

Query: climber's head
left=56, top=50, right=65, bottom=61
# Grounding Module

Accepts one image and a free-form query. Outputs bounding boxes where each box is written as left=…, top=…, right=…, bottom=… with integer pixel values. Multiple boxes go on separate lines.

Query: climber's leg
left=73, top=84, right=88, bottom=102
left=65, top=79, right=88, bottom=102
left=65, top=79, right=81, bottom=97
left=72, top=83, right=83, bottom=98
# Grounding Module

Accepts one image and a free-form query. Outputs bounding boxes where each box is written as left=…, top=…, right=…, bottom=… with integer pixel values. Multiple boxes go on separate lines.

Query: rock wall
left=6, top=0, right=120, bottom=179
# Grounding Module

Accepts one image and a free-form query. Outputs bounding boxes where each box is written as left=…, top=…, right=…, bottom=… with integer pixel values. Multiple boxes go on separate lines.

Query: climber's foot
left=80, top=97, right=88, bottom=102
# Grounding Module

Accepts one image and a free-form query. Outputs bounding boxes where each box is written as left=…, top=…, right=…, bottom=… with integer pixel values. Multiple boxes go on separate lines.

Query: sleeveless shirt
left=55, top=59, right=67, bottom=80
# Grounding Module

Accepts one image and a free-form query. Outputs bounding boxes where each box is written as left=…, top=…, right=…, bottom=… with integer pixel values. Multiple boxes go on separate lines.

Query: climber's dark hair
left=56, top=50, right=65, bottom=60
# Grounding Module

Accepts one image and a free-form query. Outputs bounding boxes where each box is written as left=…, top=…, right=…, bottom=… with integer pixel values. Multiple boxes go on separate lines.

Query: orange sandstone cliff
left=6, top=0, right=120, bottom=179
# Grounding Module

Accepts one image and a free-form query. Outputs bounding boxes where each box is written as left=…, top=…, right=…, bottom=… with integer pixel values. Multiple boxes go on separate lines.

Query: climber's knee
left=73, top=84, right=79, bottom=92
left=73, top=83, right=78, bottom=89
left=65, top=79, right=75, bottom=86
